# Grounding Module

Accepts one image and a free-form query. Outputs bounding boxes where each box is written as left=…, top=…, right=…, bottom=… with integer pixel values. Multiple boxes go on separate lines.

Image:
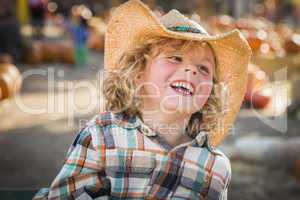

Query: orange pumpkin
left=247, top=36, right=263, bottom=51
left=41, top=42, right=75, bottom=64
left=59, top=43, right=75, bottom=64
left=244, top=90, right=271, bottom=109
left=252, top=93, right=270, bottom=109
left=284, top=38, right=300, bottom=53
left=244, top=63, right=270, bottom=109
left=0, top=63, right=22, bottom=100
left=26, top=41, right=43, bottom=64
left=42, top=42, right=60, bottom=62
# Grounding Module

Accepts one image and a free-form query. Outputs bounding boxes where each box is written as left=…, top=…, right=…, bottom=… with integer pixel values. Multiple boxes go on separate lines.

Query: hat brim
left=105, top=0, right=252, bottom=146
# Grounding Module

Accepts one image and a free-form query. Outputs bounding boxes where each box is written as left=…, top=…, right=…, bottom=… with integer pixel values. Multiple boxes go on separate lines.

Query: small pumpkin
left=0, top=63, right=22, bottom=100
left=42, top=42, right=60, bottom=62
left=59, top=42, right=75, bottom=64
left=26, top=41, right=43, bottom=64
left=284, top=42, right=300, bottom=53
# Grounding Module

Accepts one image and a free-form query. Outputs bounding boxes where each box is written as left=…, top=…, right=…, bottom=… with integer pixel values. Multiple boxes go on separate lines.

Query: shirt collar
left=193, top=131, right=215, bottom=152
left=111, top=112, right=141, bottom=129
left=111, top=112, right=157, bottom=136
left=111, top=112, right=216, bottom=153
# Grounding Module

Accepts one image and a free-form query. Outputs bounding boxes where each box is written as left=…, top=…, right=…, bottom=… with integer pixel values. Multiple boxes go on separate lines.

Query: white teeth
left=170, top=81, right=194, bottom=94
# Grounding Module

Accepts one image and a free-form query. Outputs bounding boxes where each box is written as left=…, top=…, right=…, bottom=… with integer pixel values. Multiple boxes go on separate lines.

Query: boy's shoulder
left=74, top=111, right=139, bottom=143
left=71, top=111, right=129, bottom=149
left=186, top=146, right=231, bottom=190
left=212, top=147, right=231, bottom=161
left=210, top=148, right=231, bottom=192
left=186, top=144, right=231, bottom=169
left=92, top=111, right=140, bottom=129
left=80, top=111, right=138, bottom=129
left=208, top=146, right=231, bottom=174
left=186, top=133, right=231, bottom=167
left=94, top=111, right=115, bottom=127
left=211, top=147, right=231, bottom=172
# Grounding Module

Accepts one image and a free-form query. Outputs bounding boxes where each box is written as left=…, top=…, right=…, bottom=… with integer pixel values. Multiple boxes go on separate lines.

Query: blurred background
left=0, top=0, right=300, bottom=199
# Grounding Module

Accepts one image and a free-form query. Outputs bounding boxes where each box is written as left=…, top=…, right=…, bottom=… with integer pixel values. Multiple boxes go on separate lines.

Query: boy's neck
left=141, top=108, right=192, bottom=147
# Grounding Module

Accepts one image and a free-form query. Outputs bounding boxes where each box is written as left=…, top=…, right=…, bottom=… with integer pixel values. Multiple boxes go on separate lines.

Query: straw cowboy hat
left=104, top=0, right=252, bottom=147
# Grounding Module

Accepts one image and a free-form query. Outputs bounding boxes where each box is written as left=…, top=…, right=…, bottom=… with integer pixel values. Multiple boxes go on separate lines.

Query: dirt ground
left=0, top=52, right=300, bottom=200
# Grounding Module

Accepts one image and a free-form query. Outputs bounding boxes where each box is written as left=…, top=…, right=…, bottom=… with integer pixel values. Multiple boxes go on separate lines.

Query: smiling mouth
left=170, top=80, right=195, bottom=96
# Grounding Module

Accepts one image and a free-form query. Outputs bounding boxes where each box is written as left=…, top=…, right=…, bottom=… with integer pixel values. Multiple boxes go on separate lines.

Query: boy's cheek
left=152, top=60, right=177, bottom=73
left=194, top=86, right=213, bottom=104
left=194, top=82, right=213, bottom=94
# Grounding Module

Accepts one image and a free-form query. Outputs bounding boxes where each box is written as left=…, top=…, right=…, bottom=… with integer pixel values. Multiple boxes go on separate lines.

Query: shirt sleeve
left=206, top=152, right=232, bottom=200
left=33, top=122, right=110, bottom=200
left=220, top=188, right=228, bottom=200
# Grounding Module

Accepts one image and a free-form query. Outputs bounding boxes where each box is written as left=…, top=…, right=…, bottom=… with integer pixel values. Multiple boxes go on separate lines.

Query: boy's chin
left=161, top=102, right=200, bottom=115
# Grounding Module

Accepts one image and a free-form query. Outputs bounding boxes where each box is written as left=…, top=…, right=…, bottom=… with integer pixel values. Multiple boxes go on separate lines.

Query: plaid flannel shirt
left=33, top=111, right=231, bottom=200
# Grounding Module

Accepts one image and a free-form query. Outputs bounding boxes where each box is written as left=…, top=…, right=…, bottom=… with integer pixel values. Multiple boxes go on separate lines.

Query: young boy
left=33, top=1, right=251, bottom=199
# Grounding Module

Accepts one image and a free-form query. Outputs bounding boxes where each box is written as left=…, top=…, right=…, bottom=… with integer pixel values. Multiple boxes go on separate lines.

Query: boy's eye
left=167, top=56, right=182, bottom=62
left=197, top=65, right=210, bottom=75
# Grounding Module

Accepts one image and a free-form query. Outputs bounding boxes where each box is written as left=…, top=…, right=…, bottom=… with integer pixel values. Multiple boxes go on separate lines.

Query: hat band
left=167, top=26, right=205, bottom=34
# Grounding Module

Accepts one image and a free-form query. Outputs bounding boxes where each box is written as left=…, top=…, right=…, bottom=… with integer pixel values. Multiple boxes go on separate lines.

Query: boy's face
left=137, top=40, right=215, bottom=115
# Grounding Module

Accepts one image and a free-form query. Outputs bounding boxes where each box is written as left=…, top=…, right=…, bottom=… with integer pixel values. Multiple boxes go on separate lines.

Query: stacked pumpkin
left=0, top=60, right=22, bottom=101
left=25, top=41, right=43, bottom=64
left=25, top=15, right=107, bottom=65
left=26, top=41, right=75, bottom=64
left=42, top=41, right=75, bottom=64
left=208, top=16, right=300, bottom=109
left=209, top=15, right=285, bottom=57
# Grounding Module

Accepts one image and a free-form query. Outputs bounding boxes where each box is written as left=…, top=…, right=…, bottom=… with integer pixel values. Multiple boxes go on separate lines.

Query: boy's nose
left=184, top=68, right=197, bottom=75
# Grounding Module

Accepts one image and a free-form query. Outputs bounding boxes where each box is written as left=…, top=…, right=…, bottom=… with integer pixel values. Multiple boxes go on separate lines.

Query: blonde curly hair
left=102, top=37, right=222, bottom=138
